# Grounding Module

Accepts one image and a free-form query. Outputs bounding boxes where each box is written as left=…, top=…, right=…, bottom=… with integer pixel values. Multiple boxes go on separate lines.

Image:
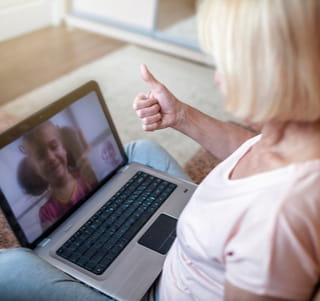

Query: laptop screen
left=0, top=83, right=127, bottom=247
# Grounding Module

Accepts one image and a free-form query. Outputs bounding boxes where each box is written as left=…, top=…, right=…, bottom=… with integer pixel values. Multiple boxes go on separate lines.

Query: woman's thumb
left=140, top=64, right=160, bottom=89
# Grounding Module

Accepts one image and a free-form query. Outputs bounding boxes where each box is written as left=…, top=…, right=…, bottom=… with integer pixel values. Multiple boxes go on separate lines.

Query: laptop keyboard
left=56, top=171, right=177, bottom=275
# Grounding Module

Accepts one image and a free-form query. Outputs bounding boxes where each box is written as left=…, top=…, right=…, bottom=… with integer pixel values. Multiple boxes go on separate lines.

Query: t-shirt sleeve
left=224, top=195, right=320, bottom=300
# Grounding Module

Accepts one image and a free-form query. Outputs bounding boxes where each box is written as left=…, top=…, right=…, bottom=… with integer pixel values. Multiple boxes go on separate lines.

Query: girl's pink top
left=39, top=173, right=92, bottom=228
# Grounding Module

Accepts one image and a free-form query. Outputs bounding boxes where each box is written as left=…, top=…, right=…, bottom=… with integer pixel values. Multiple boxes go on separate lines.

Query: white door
left=0, top=0, right=65, bottom=42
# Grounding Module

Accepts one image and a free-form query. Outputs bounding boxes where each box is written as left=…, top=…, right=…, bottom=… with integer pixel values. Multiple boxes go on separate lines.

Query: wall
left=0, top=0, right=65, bottom=42
left=72, top=0, right=158, bottom=31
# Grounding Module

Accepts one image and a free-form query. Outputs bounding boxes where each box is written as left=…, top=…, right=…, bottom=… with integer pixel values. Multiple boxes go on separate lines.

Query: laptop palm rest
left=138, top=214, right=177, bottom=255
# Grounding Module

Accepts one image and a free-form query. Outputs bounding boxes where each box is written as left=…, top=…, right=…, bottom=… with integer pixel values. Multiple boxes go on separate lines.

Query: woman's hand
left=133, top=64, right=185, bottom=131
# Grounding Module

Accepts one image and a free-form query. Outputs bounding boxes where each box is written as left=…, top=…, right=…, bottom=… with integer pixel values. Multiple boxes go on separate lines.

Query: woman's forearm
left=173, top=103, right=257, bottom=160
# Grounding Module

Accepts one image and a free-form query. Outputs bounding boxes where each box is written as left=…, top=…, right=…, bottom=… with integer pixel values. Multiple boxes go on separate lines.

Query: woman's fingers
left=142, top=120, right=161, bottom=132
left=133, top=94, right=162, bottom=131
left=142, top=113, right=161, bottom=125
left=133, top=95, right=158, bottom=110
left=136, top=103, right=161, bottom=118
left=134, top=64, right=174, bottom=131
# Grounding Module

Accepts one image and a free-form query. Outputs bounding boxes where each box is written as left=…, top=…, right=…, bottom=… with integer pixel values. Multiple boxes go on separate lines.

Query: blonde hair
left=198, top=0, right=320, bottom=123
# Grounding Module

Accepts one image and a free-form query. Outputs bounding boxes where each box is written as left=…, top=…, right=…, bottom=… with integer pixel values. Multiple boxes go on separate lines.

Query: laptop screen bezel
left=0, top=80, right=128, bottom=249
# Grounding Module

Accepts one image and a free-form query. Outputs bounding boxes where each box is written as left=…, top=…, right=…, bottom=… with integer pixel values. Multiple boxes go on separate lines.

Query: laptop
left=0, top=81, right=196, bottom=301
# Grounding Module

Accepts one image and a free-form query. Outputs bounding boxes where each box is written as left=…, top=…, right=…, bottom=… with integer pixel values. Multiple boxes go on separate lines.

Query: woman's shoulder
left=280, top=167, right=320, bottom=224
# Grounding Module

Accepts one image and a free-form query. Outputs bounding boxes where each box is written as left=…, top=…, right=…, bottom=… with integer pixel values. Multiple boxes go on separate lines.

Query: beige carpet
left=0, top=45, right=231, bottom=165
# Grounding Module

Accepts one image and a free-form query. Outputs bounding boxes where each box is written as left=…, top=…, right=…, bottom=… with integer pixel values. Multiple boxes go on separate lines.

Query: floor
left=0, top=25, right=125, bottom=106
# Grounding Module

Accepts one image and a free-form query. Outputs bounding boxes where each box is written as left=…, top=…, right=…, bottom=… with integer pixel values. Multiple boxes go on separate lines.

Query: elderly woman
left=1, top=0, right=320, bottom=300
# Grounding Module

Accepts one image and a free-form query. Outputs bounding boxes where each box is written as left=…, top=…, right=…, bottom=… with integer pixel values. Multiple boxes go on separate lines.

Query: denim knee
left=0, top=248, right=113, bottom=301
left=0, top=248, right=53, bottom=284
left=125, top=139, right=191, bottom=181
left=0, top=247, right=71, bottom=287
left=0, top=248, right=33, bottom=269
left=125, top=139, right=163, bottom=160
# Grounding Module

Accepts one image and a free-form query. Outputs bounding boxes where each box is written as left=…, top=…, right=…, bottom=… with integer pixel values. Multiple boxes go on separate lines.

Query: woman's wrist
left=171, top=101, right=194, bottom=134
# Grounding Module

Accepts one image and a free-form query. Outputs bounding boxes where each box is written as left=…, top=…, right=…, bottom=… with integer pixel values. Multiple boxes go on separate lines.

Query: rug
left=0, top=44, right=232, bottom=166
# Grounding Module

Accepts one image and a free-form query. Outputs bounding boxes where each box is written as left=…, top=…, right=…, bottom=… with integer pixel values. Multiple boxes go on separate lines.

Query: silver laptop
left=0, top=81, right=196, bottom=301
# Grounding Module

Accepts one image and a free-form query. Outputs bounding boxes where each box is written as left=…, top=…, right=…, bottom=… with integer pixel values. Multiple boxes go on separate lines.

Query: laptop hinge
left=37, top=238, right=51, bottom=248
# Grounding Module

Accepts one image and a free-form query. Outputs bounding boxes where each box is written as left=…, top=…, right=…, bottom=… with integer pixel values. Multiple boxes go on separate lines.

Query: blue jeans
left=0, top=140, right=190, bottom=301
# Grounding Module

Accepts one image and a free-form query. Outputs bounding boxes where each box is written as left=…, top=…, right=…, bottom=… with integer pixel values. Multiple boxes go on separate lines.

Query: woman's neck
left=258, top=120, right=320, bottom=163
left=229, top=119, right=320, bottom=180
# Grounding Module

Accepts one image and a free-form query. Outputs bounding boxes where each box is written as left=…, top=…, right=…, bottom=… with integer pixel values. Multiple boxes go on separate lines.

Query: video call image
left=0, top=92, right=123, bottom=243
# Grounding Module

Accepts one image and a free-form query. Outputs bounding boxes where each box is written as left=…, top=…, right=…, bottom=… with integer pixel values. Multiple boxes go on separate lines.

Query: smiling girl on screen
left=20, top=121, right=97, bottom=229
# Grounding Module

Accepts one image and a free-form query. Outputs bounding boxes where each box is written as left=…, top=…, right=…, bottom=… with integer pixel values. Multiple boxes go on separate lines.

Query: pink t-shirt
left=159, top=135, right=320, bottom=300
left=39, top=173, right=93, bottom=229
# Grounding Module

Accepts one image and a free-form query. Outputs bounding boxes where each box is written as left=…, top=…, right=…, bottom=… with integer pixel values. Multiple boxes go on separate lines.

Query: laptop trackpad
left=138, top=214, right=177, bottom=255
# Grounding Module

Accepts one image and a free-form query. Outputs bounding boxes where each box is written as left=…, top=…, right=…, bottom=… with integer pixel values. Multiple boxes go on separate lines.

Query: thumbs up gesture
left=133, top=64, right=184, bottom=131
